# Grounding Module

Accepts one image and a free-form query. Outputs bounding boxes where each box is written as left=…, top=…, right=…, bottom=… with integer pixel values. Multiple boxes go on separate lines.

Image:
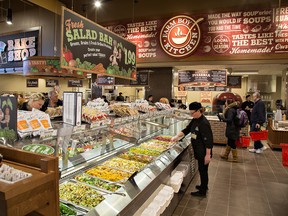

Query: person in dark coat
left=220, top=100, right=240, bottom=162
left=171, top=102, right=213, bottom=197
left=249, top=92, right=266, bottom=153
left=116, top=92, right=125, bottom=101
left=241, top=94, right=254, bottom=125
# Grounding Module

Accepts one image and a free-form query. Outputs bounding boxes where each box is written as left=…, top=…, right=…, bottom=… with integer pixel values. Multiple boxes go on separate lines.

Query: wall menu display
left=227, top=75, right=242, bottom=88
left=178, top=70, right=227, bottom=89
left=46, top=79, right=59, bottom=87
left=182, top=86, right=228, bottom=91
left=130, top=71, right=149, bottom=85
left=0, top=27, right=40, bottom=74
left=97, top=74, right=115, bottom=85
left=61, top=7, right=137, bottom=80
left=26, top=79, right=38, bottom=87
left=68, top=80, right=83, bottom=87
left=105, top=6, right=288, bottom=61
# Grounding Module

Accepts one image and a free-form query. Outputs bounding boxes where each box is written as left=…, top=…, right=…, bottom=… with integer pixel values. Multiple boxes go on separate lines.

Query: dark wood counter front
left=267, top=124, right=288, bottom=149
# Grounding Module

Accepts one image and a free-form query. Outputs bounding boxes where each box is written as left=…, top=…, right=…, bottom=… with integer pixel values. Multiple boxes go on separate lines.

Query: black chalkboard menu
left=178, top=70, right=227, bottom=89
left=26, top=79, right=38, bottom=87
left=227, top=75, right=242, bottom=88
left=130, top=72, right=149, bottom=85
left=46, top=79, right=59, bottom=87
left=97, top=75, right=115, bottom=85
left=68, top=80, right=83, bottom=87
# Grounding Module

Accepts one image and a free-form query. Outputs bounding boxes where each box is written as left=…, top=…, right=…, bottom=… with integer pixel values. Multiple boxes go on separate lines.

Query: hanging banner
left=0, top=27, right=40, bottom=74
left=61, top=7, right=137, bottom=80
left=178, top=69, right=227, bottom=90
left=68, top=80, right=83, bottom=87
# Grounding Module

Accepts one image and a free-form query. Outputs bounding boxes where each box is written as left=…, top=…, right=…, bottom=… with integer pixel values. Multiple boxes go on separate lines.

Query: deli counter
left=1, top=111, right=197, bottom=216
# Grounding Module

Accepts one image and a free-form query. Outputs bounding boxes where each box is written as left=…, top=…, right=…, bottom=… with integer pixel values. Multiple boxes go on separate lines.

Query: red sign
left=105, top=6, right=288, bottom=62
left=160, top=15, right=203, bottom=57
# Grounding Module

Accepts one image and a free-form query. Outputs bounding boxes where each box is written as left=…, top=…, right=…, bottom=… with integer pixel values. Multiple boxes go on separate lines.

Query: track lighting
left=6, top=8, right=12, bottom=25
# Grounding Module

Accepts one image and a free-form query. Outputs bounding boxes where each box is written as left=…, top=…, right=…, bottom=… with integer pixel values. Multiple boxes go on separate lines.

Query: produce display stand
left=0, top=146, right=59, bottom=216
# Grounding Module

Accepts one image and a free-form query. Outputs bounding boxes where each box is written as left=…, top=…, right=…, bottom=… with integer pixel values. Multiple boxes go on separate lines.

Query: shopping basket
left=236, top=136, right=251, bottom=148
left=249, top=130, right=268, bottom=141
left=280, top=143, right=288, bottom=167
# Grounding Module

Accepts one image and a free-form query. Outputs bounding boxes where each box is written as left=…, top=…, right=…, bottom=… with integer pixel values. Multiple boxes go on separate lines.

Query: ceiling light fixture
left=6, top=8, right=12, bottom=25
left=94, top=0, right=101, bottom=8
left=231, top=70, right=259, bottom=75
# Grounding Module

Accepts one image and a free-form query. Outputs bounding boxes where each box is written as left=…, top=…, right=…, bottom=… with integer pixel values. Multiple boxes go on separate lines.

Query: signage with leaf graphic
left=0, top=96, right=17, bottom=142
left=61, top=7, right=137, bottom=80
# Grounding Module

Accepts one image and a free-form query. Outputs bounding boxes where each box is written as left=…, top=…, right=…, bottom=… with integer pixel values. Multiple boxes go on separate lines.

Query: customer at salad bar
left=20, top=93, right=45, bottom=111
left=41, top=90, right=63, bottom=112
left=171, top=102, right=213, bottom=197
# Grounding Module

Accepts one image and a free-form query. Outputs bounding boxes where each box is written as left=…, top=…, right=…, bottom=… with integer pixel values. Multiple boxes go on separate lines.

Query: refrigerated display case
left=6, top=111, right=196, bottom=216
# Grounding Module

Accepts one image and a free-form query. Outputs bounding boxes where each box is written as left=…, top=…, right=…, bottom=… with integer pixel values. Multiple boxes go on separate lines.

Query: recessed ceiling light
left=94, top=0, right=101, bottom=8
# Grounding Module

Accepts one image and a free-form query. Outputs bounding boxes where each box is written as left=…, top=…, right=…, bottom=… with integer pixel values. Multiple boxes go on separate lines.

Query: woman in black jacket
left=220, top=100, right=240, bottom=162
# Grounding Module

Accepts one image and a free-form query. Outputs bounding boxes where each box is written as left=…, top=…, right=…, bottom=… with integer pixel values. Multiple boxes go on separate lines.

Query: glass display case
left=14, top=111, right=195, bottom=216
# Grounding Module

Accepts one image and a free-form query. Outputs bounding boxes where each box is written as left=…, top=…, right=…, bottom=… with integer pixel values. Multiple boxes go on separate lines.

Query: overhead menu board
left=61, top=7, right=137, bottom=80
left=227, top=75, right=242, bottom=88
left=178, top=70, right=227, bottom=88
left=97, top=74, right=115, bottom=85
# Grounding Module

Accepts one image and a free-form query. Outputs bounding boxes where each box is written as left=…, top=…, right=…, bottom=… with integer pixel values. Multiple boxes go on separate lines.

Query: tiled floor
left=173, top=143, right=288, bottom=216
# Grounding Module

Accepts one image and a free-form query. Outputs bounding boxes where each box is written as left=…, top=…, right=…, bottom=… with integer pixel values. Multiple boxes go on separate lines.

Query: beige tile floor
left=172, top=143, right=288, bottom=216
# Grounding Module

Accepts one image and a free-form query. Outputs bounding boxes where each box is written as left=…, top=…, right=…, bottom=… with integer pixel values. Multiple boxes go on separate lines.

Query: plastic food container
left=141, top=207, right=157, bottom=216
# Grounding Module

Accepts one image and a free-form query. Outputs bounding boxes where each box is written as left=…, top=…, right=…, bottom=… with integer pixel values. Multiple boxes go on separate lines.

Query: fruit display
left=117, top=152, right=155, bottom=164
left=82, top=106, right=108, bottom=123
left=86, top=165, right=131, bottom=182
left=74, top=174, right=121, bottom=192
left=110, top=105, right=139, bottom=117
left=129, top=147, right=162, bottom=157
left=139, top=142, right=168, bottom=152
left=102, top=157, right=146, bottom=173
left=59, top=182, right=104, bottom=208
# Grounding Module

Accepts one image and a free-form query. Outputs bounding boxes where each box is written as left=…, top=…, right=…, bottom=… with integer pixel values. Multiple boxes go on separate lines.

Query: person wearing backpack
left=220, top=99, right=240, bottom=162
left=249, top=92, right=266, bottom=154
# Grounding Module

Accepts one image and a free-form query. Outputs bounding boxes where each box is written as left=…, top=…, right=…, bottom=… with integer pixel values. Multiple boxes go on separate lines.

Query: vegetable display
left=74, top=174, right=121, bottom=192
left=102, top=157, right=146, bottom=173
left=85, top=166, right=131, bottom=182
left=60, top=202, right=77, bottom=216
left=59, top=182, right=104, bottom=208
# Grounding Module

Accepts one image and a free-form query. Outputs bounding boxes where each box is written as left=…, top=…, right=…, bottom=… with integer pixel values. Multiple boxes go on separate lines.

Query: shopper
left=241, top=94, right=254, bottom=125
left=249, top=92, right=266, bottom=153
left=220, top=100, right=240, bottom=162
left=41, top=90, right=63, bottom=112
left=116, top=92, right=125, bottom=101
left=171, top=102, right=213, bottom=197
left=159, top=97, right=169, bottom=104
left=169, top=99, right=176, bottom=107
left=20, top=93, right=45, bottom=111
left=147, top=95, right=154, bottom=106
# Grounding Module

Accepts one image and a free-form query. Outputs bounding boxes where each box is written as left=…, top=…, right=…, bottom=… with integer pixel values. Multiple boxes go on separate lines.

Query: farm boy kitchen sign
left=0, top=27, right=40, bottom=74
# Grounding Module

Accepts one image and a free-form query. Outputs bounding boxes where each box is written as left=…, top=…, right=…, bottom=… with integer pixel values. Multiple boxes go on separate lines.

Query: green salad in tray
left=74, top=174, right=121, bottom=192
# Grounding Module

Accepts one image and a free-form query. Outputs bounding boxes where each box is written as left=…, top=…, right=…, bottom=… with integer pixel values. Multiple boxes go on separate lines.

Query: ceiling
left=2, top=0, right=288, bottom=75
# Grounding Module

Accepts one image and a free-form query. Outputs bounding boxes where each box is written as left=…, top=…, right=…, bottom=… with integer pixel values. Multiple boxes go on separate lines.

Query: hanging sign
left=26, top=79, right=38, bottom=87
left=61, top=7, right=137, bottom=80
left=130, top=71, right=149, bottom=85
left=68, top=80, right=83, bottom=87
left=227, top=75, right=242, bottom=88
left=97, top=74, right=115, bottom=85
left=46, top=79, right=59, bottom=87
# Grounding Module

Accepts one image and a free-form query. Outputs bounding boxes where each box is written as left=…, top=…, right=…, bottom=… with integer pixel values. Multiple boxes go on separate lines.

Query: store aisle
left=173, top=144, right=288, bottom=216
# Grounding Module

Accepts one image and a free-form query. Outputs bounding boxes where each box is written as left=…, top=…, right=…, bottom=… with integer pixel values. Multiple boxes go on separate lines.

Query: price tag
left=73, top=124, right=86, bottom=132
left=40, top=129, right=57, bottom=139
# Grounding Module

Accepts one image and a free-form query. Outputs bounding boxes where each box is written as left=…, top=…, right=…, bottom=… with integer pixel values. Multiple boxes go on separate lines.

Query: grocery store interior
left=0, top=0, right=288, bottom=216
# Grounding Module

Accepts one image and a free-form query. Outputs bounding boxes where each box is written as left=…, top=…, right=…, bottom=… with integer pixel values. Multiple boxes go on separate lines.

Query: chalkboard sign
left=26, top=79, right=38, bottom=87
left=46, top=79, right=59, bottom=87
left=130, top=72, right=149, bottom=86
left=97, top=74, right=115, bottom=85
left=178, top=70, right=227, bottom=87
left=61, top=8, right=136, bottom=80
left=68, top=80, right=83, bottom=87
left=227, top=76, right=242, bottom=88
